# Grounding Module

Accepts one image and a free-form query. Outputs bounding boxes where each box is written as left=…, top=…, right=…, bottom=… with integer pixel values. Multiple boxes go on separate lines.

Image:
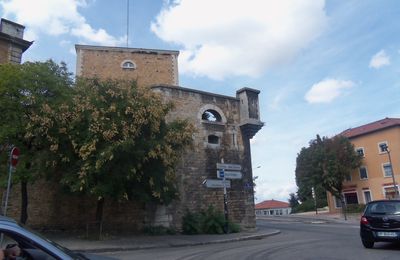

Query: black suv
left=360, top=200, right=400, bottom=248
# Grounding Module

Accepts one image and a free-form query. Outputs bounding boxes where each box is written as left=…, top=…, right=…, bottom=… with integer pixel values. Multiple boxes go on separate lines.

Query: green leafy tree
left=288, top=192, right=299, bottom=210
left=295, top=143, right=327, bottom=207
left=28, top=78, right=194, bottom=223
left=317, top=135, right=362, bottom=208
left=0, top=61, right=73, bottom=223
left=295, top=135, right=362, bottom=215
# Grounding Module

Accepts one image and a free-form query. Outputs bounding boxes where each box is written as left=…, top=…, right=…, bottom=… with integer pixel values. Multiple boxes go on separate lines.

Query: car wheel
left=362, top=239, right=374, bottom=248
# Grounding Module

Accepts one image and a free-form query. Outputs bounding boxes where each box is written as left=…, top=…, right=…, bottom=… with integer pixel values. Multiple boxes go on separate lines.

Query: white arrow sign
left=204, top=179, right=231, bottom=188
left=217, top=170, right=242, bottom=179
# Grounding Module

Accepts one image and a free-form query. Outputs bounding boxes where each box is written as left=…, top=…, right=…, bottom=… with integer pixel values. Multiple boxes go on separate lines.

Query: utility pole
left=312, top=187, right=318, bottom=215
left=383, top=144, right=399, bottom=198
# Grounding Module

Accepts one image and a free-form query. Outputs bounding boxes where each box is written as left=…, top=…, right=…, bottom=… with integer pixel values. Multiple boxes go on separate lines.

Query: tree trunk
left=95, top=197, right=105, bottom=223
left=20, top=181, right=28, bottom=224
left=341, top=199, right=347, bottom=221
left=95, top=197, right=104, bottom=239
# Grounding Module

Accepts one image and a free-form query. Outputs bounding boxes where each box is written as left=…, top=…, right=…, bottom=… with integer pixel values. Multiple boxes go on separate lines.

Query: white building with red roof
left=255, top=199, right=291, bottom=216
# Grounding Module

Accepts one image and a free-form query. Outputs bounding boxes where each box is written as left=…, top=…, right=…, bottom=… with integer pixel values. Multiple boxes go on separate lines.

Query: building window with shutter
left=359, top=166, right=368, bottom=180
left=383, top=163, right=393, bottom=177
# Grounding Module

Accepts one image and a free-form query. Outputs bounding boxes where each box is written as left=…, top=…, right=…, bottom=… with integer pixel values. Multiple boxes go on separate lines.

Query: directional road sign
left=203, top=179, right=231, bottom=188
left=216, top=163, right=242, bottom=171
left=218, top=169, right=225, bottom=178
left=217, top=170, right=242, bottom=179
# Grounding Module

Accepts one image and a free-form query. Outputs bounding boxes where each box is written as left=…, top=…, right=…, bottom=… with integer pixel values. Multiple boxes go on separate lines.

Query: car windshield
left=18, top=223, right=87, bottom=260
left=367, top=202, right=400, bottom=215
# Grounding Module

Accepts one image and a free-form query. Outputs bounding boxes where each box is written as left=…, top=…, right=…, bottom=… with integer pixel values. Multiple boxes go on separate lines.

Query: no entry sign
left=10, top=147, right=20, bottom=167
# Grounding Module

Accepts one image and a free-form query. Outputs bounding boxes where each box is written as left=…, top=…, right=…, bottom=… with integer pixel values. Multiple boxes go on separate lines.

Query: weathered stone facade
left=5, top=180, right=145, bottom=232
left=75, top=44, right=263, bottom=229
left=1, top=39, right=263, bottom=231
left=0, top=19, right=32, bottom=64
left=75, top=45, right=179, bottom=87
left=151, top=85, right=263, bottom=229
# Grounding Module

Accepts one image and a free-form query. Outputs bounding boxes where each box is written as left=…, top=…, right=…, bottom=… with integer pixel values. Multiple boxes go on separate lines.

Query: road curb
left=75, top=230, right=281, bottom=254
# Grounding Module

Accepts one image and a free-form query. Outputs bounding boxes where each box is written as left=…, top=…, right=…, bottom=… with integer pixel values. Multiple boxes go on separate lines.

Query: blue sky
left=1, top=0, right=400, bottom=203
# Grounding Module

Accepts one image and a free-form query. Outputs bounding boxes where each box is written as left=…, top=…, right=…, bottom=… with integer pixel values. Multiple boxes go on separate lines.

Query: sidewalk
left=46, top=212, right=360, bottom=253
left=257, top=210, right=361, bottom=225
left=291, top=210, right=361, bottom=224
left=46, top=227, right=280, bottom=253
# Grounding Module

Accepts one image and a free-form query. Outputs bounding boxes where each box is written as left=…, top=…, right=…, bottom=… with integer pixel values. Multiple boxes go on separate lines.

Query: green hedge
left=346, top=204, right=365, bottom=213
left=182, top=206, right=240, bottom=234
left=292, top=199, right=328, bottom=213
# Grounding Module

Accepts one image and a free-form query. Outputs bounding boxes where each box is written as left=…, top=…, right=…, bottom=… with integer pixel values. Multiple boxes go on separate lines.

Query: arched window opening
left=202, top=109, right=222, bottom=122
left=208, top=135, right=219, bottom=144
left=121, top=60, right=136, bottom=69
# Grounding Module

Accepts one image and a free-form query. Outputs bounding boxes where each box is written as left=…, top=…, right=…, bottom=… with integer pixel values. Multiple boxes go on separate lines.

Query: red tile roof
left=255, top=199, right=290, bottom=209
left=340, top=117, right=400, bottom=139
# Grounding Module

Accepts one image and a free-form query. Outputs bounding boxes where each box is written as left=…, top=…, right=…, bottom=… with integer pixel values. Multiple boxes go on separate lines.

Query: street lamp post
left=383, top=144, right=399, bottom=198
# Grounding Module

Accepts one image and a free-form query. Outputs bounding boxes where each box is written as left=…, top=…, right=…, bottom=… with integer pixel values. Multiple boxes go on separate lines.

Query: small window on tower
left=121, top=60, right=136, bottom=70
left=208, top=135, right=219, bottom=144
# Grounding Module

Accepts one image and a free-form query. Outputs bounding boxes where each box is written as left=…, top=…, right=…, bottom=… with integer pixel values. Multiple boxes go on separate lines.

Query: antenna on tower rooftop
left=126, top=0, right=130, bottom=47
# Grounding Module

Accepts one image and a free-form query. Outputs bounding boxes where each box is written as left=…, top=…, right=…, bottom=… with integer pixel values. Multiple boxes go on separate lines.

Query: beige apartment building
left=327, top=118, right=400, bottom=213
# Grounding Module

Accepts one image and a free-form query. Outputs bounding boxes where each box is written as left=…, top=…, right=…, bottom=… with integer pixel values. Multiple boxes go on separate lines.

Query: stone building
left=75, top=45, right=179, bottom=87
left=0, top=18, right=32, bottom=64
left=76, top=45, right=263, bottom=229
left=1, top=32, right=263, bottom=231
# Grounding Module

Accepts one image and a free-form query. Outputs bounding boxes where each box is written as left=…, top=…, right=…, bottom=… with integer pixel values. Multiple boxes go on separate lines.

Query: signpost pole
left=222, top=168, right=229, bottom=234
left=4, top=147, right=20, bottom=216
left=4, top=159, right=13, bottom=216
left=214, top=160, right=241, bottom=233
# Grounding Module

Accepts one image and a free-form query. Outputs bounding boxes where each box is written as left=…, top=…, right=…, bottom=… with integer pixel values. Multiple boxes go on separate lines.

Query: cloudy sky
left=1, top=0, right=400, bottom=203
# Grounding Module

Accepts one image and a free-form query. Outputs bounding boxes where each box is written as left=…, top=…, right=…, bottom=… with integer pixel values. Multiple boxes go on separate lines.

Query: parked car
left=0, top=216, right=116, bottom=259
left=360, top=200, right=400, bottom=248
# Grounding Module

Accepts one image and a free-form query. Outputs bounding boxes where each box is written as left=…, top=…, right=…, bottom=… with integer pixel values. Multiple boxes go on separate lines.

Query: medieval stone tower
left=0, top=36, right=263, bottom=231
left=0, top=18, right=32, bottom=64
left=76, top=45, right=263, bottom=229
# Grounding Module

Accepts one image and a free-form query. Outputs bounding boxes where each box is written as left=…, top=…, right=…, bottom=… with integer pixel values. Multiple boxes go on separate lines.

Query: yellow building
left=327, top=118, right=400, bottom=213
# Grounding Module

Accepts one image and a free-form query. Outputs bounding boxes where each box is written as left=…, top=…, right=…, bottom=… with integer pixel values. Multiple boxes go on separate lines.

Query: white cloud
left=369, top=50, right=390, bottom=69
left=151, top=0, right=328, bottom=80
left=255, top=181, right=297, bottom=203
left=1, top=0, right=125, bottom=46
left=304, top=78, right=355, bottom=104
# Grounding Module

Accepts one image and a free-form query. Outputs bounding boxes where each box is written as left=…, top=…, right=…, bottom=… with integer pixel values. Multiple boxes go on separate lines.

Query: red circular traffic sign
left=10, top=147, right=20, bottom=167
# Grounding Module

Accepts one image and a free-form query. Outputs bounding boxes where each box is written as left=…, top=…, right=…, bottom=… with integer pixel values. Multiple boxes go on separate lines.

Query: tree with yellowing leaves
left=28, top=78, right=194, bottom=223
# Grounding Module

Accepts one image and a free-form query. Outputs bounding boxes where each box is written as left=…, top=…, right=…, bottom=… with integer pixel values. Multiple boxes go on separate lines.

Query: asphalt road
left=99, top=218, right=400, bottom=260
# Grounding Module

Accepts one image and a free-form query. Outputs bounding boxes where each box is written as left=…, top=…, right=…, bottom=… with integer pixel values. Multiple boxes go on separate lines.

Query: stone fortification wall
left=152, top=85, right=256, bottom=229
left=1, top=43, right=260, bottom=232
left=0, top=41, right=9, bottom=64
left=75, top=45, right=179, bottom=87
left=0, top=19, right=32, bottom=64
left=2, top=180, right=146, bottom=232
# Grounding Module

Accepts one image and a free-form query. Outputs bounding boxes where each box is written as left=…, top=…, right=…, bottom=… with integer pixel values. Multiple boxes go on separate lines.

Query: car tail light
left=361, top=216, right=369, bottom=225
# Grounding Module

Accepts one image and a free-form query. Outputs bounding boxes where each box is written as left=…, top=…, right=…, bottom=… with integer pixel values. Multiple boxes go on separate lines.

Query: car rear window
left=366, top=201, right=400, bottom=215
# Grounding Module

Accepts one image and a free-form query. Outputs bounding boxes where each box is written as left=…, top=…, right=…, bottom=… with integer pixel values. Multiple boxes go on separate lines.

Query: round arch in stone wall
left=198, top=104, right=227, bottom=123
